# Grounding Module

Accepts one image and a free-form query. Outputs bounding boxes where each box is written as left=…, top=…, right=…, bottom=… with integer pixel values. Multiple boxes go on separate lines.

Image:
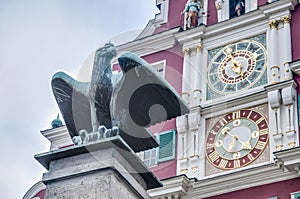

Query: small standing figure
left=182, top=0, right=202, bottom=29
left=235, top=0, right=245, bottom=16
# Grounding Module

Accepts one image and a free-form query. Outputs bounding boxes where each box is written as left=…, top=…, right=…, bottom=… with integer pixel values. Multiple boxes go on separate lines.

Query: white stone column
left=281, top=15, right=293, bottom=80
left=182, top=48, right=192, bottom=105
left=269, top=20, right=280, bottom=84
left=193, top=44, right=203, bottom=106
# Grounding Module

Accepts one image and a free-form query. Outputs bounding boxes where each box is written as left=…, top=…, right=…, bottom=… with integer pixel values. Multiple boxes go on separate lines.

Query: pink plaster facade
left=291, top=4, right=300, bottom=61
left=207, top=0, right=218, bottom=26
left=149, top=118, right=178, bottom=179
left=140, top=44, right=183, bottom=180
left=142, top=45, right=183, bottom=93
left=154, top=1, right=186, bottom=34
left=205, top=178, right=300, bottom=199
left=258, top=0, right=268, bottom=7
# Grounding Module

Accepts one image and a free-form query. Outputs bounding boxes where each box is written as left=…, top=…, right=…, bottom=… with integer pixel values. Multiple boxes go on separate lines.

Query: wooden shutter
left=158, top=129, right=176, bottom=163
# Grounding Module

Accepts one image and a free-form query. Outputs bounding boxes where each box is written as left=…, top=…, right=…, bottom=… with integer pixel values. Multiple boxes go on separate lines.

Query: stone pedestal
left=35, top=136, right=161, bottom=199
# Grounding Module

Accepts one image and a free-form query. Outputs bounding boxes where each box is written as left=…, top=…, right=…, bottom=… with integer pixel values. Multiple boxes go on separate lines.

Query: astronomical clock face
left=207, top=34, right=267, bottom=100
left=205, top=108, right=269, bottom=171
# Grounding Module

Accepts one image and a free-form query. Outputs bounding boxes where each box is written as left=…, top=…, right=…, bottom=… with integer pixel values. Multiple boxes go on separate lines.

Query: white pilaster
left=182, top=48, right=192, bottom=105
left=193, top=44, right=203, bottom=106
left=281, top=15, right=293, bottom=80
left=269, top=20, right=280, bottom=84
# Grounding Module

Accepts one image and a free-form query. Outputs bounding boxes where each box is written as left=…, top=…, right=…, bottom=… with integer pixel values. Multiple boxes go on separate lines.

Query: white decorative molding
left=136, top=0, right=169, bottom=40
left=149, top=163, right=300, bottom=199
left=117, top=27, right=179, bottom=57
left=148, top=175, right=192, bottom=199
left=40, top=126, right=73, bottom=151
left=188, top=107, right=201, bottom=131
left=176, top=115, right=188, bottom=134
left=261, top=0, right=298, bottom=17
left=268, top=90, right=281, bottom=109
left=290, top=59, right=300, bottom=75
left=22, top=181, right=45, bottom=199
left=201, top=86, right=268, bottom=118
left=282, top=86, right=295, bottom=106
left=274, top=147, right=300, bottom=174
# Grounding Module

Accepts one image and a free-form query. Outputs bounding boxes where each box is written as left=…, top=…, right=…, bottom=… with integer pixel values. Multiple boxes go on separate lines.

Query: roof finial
left=51, top=113, right=63, bottom=128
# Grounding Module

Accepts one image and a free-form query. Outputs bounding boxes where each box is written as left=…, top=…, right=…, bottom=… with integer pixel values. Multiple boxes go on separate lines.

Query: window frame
left=291, top=192, right=300, bottom=199
left=143, top=147, right=158, bottom=167
left=151, top=60, right=166, bottom=78
left=157, top=129, right=176, bottom=163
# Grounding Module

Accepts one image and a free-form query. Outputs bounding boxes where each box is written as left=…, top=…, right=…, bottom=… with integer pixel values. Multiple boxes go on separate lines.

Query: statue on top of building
left=182, top=0, right=202, bottom=29
left=235, top=0, right=245, bottom=16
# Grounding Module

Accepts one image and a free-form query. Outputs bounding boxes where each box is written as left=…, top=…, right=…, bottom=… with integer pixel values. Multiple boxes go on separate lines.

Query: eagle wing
left=51, top=72, right=92, bottom=138
left=111, top=52, right=189, bottom=152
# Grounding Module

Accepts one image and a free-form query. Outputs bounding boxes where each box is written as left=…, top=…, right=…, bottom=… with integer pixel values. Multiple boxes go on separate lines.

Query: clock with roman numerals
left=205, top=108, right=269, bottom=170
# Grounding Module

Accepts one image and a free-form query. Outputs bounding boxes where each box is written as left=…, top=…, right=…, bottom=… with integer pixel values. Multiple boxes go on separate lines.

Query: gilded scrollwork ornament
left=195, top=44, right=203, bottom=52
left=269, top=20, right=278, bottom=29
left=183, top=48, right=191, bottom=56
left=281, top=15, right=291, bottom=25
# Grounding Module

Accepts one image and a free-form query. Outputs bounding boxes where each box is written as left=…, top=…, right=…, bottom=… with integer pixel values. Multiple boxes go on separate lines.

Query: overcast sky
left=0, top=0, right=158, bottom=198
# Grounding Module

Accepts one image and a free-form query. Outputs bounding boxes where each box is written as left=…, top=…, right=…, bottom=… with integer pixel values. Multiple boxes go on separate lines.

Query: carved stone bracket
left=274, top=147, right=300, bottom=174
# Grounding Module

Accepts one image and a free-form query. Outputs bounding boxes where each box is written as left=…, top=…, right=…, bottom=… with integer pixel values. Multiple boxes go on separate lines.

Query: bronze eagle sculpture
left=51, top=43, right=189, bottom=152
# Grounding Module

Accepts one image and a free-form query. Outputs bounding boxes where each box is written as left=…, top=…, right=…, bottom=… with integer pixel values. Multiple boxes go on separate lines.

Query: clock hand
left=228, top=138, right=236, bottom=152
left=239, top=140, right=252, bottom=150
left=222, top=127, right=251, bottom=150
left=231, top=60, right=244, bottom=78
left=225, top=47, right=244, bottom=78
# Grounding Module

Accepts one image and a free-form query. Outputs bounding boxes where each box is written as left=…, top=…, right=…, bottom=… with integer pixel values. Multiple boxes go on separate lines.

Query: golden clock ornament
left=207, top=35, right=267, bottom=100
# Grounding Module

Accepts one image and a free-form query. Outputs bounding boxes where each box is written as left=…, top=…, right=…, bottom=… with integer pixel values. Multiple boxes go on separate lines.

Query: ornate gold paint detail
left=275, top=144, right=283, bottom=151
left=183, top=48, right=191, bottom=56
left=195, top=44, right=203, bottom=52
left=190, top=154, right=199, bottom=158
left=192, top=166, right=198, bottom=173
left=215, top=0, right=222, bottom=10
left=179, top=157, right=188, bottom=160
left=270, top=66, right=280, bottom=69
left=281, top=15, right=291, bottom=25
left=181, top=92, right=190, bottom=96
left=269, top=20, right=278, bottom=29
left=181, top=169, right=188, bottom=174
left=193, top=89, right=202, bottom=93
left=288, top=142, right=296, bottom=148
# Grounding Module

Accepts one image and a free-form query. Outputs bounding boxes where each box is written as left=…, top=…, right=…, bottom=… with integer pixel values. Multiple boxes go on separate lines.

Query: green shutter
left=294, top=192, right=300, bottom=199
left=158, top=130, right=176, bottom=163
